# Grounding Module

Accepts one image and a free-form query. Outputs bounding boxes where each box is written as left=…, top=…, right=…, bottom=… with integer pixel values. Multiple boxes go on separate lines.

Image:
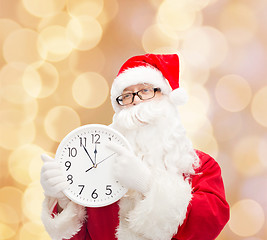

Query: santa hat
left=110, top=53, right=188, bottom=112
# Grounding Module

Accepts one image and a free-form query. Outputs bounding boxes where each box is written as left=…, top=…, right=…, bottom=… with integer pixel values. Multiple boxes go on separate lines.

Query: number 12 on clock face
left=55, top=124, right=129, bottom=208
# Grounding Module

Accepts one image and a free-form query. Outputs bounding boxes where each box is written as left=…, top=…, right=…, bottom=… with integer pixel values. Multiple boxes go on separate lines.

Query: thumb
left=41, top=153, right=54, bottom=163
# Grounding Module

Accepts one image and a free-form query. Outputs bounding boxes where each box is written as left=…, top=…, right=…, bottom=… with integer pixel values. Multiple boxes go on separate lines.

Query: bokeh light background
left=0, top=0, right=267, bottom=239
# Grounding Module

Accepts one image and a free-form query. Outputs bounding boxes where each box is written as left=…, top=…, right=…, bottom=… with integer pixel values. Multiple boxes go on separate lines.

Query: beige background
left=0, top=0, right=267, bottom=239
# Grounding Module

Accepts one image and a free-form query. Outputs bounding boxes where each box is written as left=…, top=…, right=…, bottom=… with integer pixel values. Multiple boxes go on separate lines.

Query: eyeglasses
left=116, top=87, right=161, bottom=106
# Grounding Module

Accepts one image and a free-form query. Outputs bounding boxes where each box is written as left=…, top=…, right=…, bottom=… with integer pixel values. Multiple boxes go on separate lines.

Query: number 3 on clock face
left=55, top=124, right=130, bottom=207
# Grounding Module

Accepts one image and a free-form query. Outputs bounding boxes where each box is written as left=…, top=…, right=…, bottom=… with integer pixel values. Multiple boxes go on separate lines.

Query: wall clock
left=55, top=124, right=130, bottom=207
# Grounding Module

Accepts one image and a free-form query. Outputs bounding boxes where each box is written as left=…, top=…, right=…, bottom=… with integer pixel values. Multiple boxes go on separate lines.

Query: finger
left=41, top=154, right=54, bottom=163
left=47, top=175, right=66, bottom=187
left=42, top=161, right=62, bottom=173
left=51, top=181, right=69, bottom=193
left=42, top=168, right=63, bottom=179
left=106, top=142, right=128, bottom=155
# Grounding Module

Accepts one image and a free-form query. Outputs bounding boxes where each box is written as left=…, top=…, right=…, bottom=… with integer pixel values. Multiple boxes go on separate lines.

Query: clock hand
left=85, top=165, right=95, bottom=172
left=85, top=152, right=116, bottom=172
left=94, top=144, right=97, bottom=165
left=96, top=152, right=116, bottom=166
left=82, top=144, right=95, bottom=167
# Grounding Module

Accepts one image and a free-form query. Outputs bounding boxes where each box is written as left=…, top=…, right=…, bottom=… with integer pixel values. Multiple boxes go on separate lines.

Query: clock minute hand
left=94, top=144, right=97, bottom=165
left=82, top=144, right=95, bottom=166
left=96, top=152, right=116, bottom=166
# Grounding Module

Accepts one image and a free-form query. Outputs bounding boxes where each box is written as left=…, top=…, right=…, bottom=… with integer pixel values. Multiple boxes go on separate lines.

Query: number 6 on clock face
left=55, top=124, right=130, bottom=207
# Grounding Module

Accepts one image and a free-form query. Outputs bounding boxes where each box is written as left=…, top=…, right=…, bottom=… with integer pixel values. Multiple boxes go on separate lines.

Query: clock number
left=91, top=134, right=100, bottom=144
left=91, top=189, right=98, bottom=199
left=78, top=185, right=85, bottom=195
left=67, top=174, right=73, bottom=184
left=68, top=147, right=77, bottom=157
left=65, top=161, right=71, bottom=171
left=79, top=137, right=87, bottom=147
left=105, top=185, right=112, bottom=195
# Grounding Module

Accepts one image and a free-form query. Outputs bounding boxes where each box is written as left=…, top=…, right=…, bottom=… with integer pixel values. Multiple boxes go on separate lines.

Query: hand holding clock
left=40, top=154, right=70, bottom=208
left=106, top=143, right=152, bottom=194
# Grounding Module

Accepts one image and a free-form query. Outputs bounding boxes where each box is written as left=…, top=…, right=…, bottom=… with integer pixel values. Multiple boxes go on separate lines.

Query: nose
left=132, top=94, right=142, bottom=105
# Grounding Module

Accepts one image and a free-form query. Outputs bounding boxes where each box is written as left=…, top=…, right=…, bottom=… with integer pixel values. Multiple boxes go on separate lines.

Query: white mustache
left=113, top=97, right=171, bottom=130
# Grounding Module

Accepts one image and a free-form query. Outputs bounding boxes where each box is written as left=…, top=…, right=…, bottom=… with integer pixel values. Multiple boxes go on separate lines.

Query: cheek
left=154, top=92, right=163, bottom=100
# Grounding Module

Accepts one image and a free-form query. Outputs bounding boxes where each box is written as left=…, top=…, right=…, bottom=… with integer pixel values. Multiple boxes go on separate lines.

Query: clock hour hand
left=85, top=165, right=94, bottom=172
left=82, top=144, right=95, bottom=167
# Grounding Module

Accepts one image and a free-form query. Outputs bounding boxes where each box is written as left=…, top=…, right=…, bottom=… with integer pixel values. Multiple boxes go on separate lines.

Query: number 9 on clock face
left=55, top=124, right=130, bottom=207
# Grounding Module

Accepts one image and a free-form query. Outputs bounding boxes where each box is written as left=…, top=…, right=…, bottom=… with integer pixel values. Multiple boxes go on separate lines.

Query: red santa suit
left=42, top=150, right=229, bottom=240
left=41, top=54, right=229, bottom=240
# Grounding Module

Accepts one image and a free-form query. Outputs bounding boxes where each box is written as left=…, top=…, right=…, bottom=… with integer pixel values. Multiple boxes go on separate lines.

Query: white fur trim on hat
left=169, top=87, right=188, bottom=105
left=41, top=196, right=87, bottom=240
left=111, top=66, right=172, bottom=112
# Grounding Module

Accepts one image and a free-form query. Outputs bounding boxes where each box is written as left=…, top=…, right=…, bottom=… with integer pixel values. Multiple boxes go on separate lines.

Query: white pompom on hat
left=110, top=53, right=188, bottom=112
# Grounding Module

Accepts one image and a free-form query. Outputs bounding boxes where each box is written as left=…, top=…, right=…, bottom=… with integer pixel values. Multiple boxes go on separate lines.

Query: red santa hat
left=110, top=53, right=188, bottom=112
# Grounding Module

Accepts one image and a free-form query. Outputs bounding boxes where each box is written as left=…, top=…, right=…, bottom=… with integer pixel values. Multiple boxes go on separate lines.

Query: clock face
left=55, top=124, right=130, bottom=207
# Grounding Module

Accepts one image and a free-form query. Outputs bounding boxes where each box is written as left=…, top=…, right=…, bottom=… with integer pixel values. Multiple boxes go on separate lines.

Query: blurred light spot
left=44, top=106, right=81, bottom=142
left=219, top=2, right=257, bottom=45
left=188, top=84, right=210, bottom=107
left=180, top=57, right=210, bottom=85
left=182, top=26, right=228, bottom=68
left=22, top=182, right=44, bottom=222
left=67, top=0, right=104, bottom=18
left=0, top=63, right=33, bottom=104
left=0, top=187, right=23, bottom=222
left=23, top=62, right=59, bottom=98
left=38, top=25, right=73, bottom=62
left=15, top=1, right=41, bottom=29
left=229, top=199, right=264, bottom=237
left=142, top=24, right=179, bottom=53
left=0, top=202, right=19, bottom=229
left=98, top=0, right=119, bottom=25
left=215, top=74, right=252, bottom=112
left=68, top=48, right=105, bottom=75
left=0, top=97, right=38, bottom=125
left=157, top=0, right=196, bottom=32
left=72, top=72, right=109, bottom=109
left=251, top=86, right=267, bottom=128
left=179, top=95, right=211, bottom=133
left=0, top=223, right=16, bottom=240
left=213, top=112, right=243, bottom=142
left=22, top=0, right=65, bottom=18
left=3, top=28, right=42, bottom=64
left=0, top=120, right=35, bottom=150
left=233, top=136, right=263, bottom=176
left=192, top=130, right=218, bottom=159
left=241, top=177, right=267, bottom=213
left=22, top=65, right=42, bottom=98
left=0, top=18, right=21, bottom=48
left=8, top=144, right=44, bottom=185
left=259, top=136, right=267, bottom=168
left=242, top=238, right=263, bottom=240
left=67, top=16, right=103, bottom=51
left=187, top=0, right=211, bottom=11
left=19, top=221, right=47, bottom=240
left=38, top=12, right=71, bottom=30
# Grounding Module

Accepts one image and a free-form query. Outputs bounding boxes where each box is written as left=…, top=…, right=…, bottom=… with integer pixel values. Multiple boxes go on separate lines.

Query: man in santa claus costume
left=41, top=53, right=230, bottom=240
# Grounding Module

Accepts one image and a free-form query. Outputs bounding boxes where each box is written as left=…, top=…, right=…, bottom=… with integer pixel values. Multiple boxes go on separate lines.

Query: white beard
left=111, top=96, right=199, bottom=175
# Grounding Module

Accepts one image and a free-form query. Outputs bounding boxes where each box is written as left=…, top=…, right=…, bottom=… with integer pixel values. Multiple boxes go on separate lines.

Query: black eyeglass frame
left=116, top=87, right=161, bottom=106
